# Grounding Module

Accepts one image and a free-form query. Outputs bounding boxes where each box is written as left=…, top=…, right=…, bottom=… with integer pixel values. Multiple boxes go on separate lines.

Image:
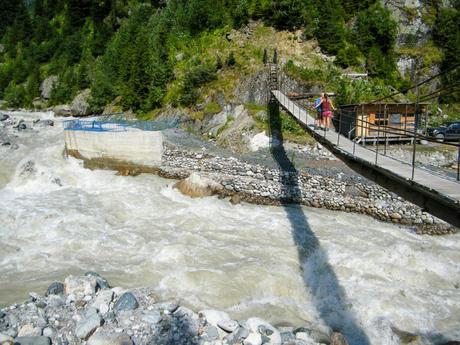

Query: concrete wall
left=64, top=129, right=163, bottom=166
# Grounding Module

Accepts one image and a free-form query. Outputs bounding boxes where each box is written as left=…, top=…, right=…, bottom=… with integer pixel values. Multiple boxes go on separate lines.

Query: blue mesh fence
left=63, top=118, right=179, bottom=132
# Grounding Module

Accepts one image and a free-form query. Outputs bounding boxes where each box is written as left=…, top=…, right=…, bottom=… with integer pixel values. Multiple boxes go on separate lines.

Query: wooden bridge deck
left=272, top=90, right=460, bottom=227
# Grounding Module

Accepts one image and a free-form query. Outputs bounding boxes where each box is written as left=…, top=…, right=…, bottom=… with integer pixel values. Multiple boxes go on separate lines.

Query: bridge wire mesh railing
left=63, top=117, right=180, bottom=132
left=275, top=91, right=460, bottom=183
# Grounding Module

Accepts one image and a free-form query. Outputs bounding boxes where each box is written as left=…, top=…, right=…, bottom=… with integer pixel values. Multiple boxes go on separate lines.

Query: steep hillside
left=0, top=0, right=458, bottom=121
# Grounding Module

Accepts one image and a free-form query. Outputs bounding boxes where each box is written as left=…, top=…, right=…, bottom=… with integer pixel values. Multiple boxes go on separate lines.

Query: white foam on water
left=0, top=111, right=459, bottom=344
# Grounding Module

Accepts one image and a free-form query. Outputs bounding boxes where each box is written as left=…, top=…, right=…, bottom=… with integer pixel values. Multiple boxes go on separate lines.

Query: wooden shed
left=336, top=103, right=429, bottom=142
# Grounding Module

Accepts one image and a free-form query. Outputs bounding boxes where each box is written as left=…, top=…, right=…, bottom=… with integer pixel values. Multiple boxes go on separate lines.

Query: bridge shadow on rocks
left=268, top=100, right=371, bottom=345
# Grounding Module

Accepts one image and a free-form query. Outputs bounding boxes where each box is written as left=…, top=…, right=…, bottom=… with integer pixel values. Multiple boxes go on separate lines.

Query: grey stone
left=14, top=336, right=51, bottom=345
left=53, top=105, right=71, bottom=117
left=0, top=333, right=13, bottom=343
left=330, top=332, right=348, bottom=345
left=113, top=293, right=139, bottom=314
left=85, top=272, right=110, bottom=290
left=172, top=306, right=201, bottom=334
left=75, top=308, right=102, bottom=340
left=217, top=320, right=239, bottom=333
left=18, top=324, right=42, bottom=337
left=142, top=311, right=162, bottom=326
left=225, top=326, right=249, bottom=344
left=42, top=328, right=54, bottom=338
left=293, top=327, right=330, bottom=344
left=47, top=295, right=65, bottom=308
left=245, top=318, right=281, bottom=344
left=64, top=275, right=97, bottom=295
left=243, top=333, right=262, bottom=345
left=155, top=302, right=179, bottom=314
left=91, top=290, right=114, bottom=311
left=202, top=325, right=219, bottom=341
left=0, top=114, right=10, bottom=121
left=87, top=332, right=133, bottom=345
left=70, top=89, right=91, bottom=116
left=40, top=76, right=58, bottom=99
left=33, top=120, right=54, bottom=127
left=199, top=309, right=231, bottom=327
left=280, top=331, right=295, bottom=342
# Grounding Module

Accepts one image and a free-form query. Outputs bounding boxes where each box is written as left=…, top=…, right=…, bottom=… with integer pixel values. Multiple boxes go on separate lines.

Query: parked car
left=428, top=121, right=460, bottom=142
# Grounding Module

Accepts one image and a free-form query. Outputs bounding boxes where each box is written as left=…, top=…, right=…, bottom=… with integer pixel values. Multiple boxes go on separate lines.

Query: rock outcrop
left=40, top=76, right=58, bottom=100
left=174, top=172, right=223, bottom=198
left=71, top=89, right=92, bottom=116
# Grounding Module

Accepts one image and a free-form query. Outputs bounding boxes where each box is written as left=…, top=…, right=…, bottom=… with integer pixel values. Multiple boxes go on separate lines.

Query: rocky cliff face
left=382, top=0, right=451, bottom=79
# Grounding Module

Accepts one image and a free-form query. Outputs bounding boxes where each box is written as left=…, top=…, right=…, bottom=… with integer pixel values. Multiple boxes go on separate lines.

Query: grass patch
left=204, top=101, right=222, bottom=114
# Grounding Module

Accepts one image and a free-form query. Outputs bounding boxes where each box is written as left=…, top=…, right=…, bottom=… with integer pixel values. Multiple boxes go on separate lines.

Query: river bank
left=0, top=273, right=346, bottom=345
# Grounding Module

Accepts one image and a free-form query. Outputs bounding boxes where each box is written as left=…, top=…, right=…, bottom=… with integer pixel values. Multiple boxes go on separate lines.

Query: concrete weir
left=64, top=126, right=163, bottom=173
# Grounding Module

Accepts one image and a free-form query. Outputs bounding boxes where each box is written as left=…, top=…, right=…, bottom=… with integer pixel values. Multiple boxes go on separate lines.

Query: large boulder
left=64, top=275, right=97, bottom=295
left=53, top=105, right=71, bottom=117
left=40, top=76, right=58, bottom=100
left=174, top=173, right=223, bottom=198
left=71, top=89, right=92, bottom=116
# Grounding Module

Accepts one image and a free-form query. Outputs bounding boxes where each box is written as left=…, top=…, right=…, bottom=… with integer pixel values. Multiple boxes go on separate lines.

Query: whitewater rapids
left=0, top=111, right=459, bottom=344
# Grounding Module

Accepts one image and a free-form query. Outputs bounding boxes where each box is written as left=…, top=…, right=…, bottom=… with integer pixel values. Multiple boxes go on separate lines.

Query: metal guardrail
left=63, top=118, right=179, bottom=132
left=273, top=90, right=460, bottom=182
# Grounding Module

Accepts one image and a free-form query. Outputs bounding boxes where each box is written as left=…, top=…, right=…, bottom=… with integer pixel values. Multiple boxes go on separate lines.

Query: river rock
left=46, top=282, right=64, bottom=296
left=225, top=326, right=249, bottom=344
left=42, top=327, right=54, bottom=338
left=172, top=306, right=200, bottom=334
left=142, top=310, right=162, bottom=327
left=14, top=336, right=51, bottom=345
left=202, top=325, right=220, bottom=341
left=243, top=333, right=262, bottom=345
left=113, top=292, right=139, bottom=314
left=75, top=308, right=102, bottom=340
left=199, top=310, right=231, bottom=327
left=47, top=294, right=65, bottom=307
left=85, top=272, right=110, bottom=290
left=17, top=324, right=42, bottom=337
left=91, top=290, right=114, bottom=312
left=218, top=320, right=239, bottom=333
left=40, top=76, right=58, bottom=99
left=53, top=104, right=71, bottom=117
left=0, top=333, right=13, bottom=343
left=390, top=212, right=402, bottom=220
left=64, top=275, right=97, bottom=295
left=0, top=114, right=10, bottom=121
left=245, top=318, right=281, bottom=345
left=71, top=89, right=91, bottom=116
left=391, top=326, right=420, bottom=344
left=174, top=173, right=223, bottom=198
left=331, top=331, right=348, bottom=345
left=33, top=119, right=54, bottom=127
left=87, top=331, right=133, bottom=345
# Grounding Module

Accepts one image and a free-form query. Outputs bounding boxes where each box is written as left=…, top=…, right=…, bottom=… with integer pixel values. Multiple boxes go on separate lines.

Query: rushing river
left=0, top=111, right=459, bottom=344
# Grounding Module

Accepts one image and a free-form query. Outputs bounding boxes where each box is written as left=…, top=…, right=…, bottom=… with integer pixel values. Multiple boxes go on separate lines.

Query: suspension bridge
left=271, top=89, right=460, bottom=228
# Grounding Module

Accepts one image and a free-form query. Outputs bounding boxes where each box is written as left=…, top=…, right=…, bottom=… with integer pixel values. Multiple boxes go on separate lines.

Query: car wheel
left=435, top=133, right=445, bottom=142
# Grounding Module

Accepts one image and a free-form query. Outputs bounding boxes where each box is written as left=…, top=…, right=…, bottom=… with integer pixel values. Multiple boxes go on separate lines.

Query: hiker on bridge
left=314, top=93, right=324, bottom=129
left=320, top=94, right=336, bottom=130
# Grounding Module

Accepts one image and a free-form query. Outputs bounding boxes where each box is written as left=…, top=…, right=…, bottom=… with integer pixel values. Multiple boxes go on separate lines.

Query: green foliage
left=4, top=81, right=27, bottom=107
left=335, top=45, right=363, bottom=68
left=354, top=3, right=398, bottom=80
left=178, top=63, right=217, bottom=106
left=283, top=60, right=336, bottom=87
left=204, top=102, right=222, bottom=114
left=225, top=51, right=236, bottom=67
left=433, top=7, right=460, bottom=102
left=331, top=77, right=392, bottom=105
